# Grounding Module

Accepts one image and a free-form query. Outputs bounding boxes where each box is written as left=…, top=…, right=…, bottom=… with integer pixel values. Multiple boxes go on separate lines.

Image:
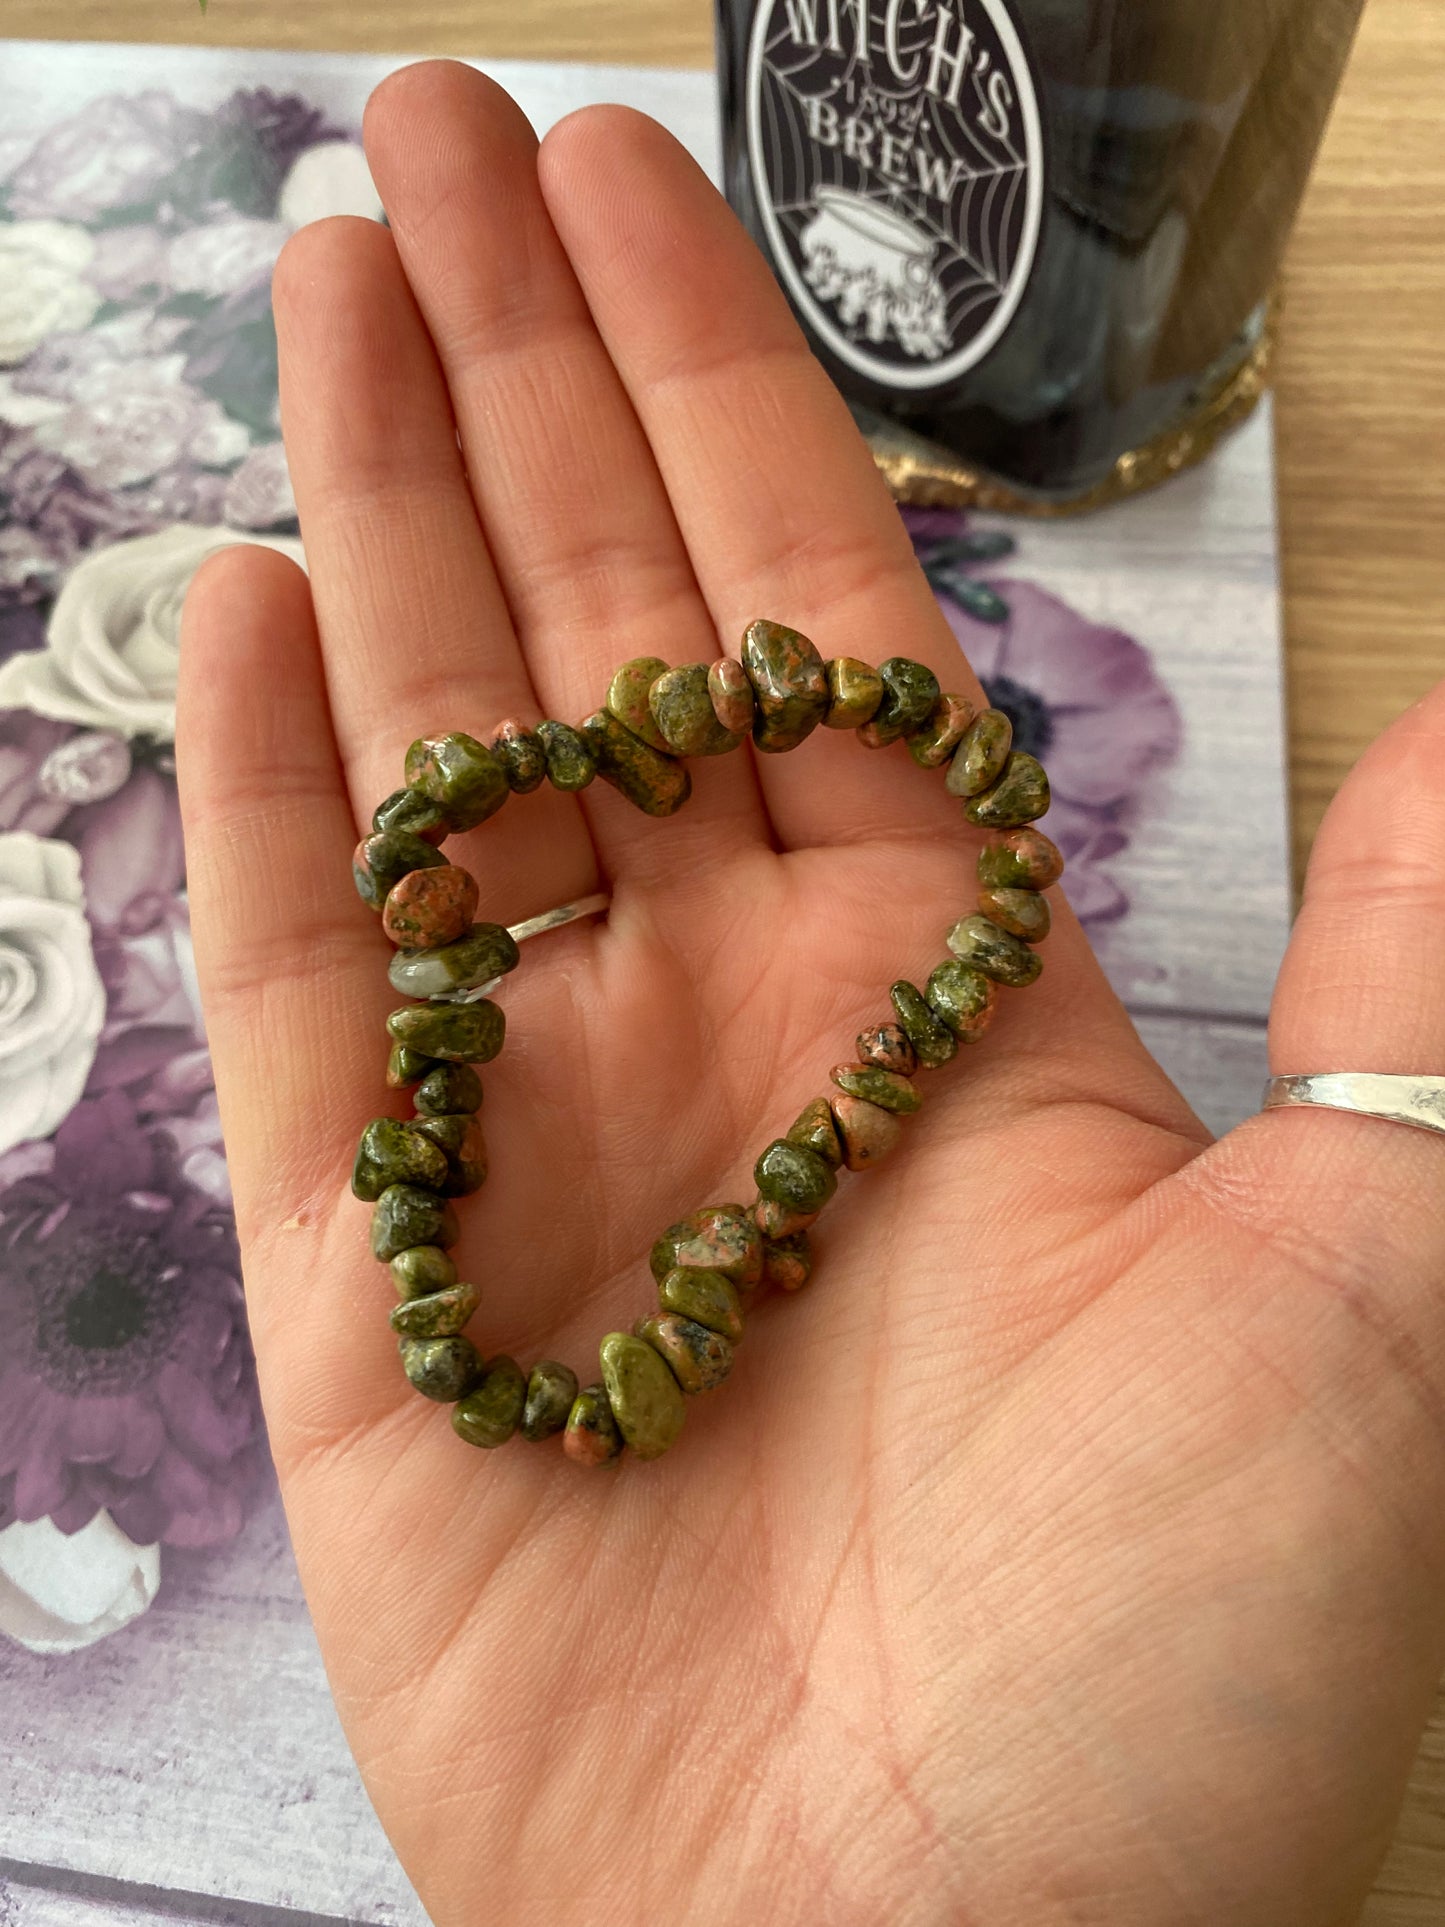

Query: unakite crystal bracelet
left=351, top=620, right=1060, bottom=1467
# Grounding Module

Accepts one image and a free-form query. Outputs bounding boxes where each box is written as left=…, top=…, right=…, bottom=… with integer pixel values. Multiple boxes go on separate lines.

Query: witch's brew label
left=746, top=0, right=1044, bottom=388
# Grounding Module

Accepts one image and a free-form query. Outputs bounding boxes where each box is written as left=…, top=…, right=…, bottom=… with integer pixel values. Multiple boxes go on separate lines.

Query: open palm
left=177, top=62, right=1445, bottom=1927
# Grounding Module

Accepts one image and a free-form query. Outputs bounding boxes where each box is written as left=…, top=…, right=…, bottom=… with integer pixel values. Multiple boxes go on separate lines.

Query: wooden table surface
left=4, top=0, right=1442, bottom=1919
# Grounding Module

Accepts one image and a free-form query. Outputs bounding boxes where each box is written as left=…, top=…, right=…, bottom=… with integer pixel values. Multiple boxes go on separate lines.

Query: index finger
left=538, top=107, right=973, bottom=854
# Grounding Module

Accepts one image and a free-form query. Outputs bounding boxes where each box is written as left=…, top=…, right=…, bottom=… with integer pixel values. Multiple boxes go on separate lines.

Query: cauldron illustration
left=798, top=187, right=950, bottom=360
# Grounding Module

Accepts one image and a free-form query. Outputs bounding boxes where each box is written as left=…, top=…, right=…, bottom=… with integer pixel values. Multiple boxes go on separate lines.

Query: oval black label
left=746, top=0, right=1044, bottom=390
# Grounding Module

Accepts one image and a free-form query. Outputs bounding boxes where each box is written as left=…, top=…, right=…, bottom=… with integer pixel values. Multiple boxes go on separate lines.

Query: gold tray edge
left=869, top=310, right=1276, bottom=519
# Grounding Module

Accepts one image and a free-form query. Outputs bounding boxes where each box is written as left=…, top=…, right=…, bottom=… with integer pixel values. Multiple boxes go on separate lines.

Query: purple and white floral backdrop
left=0, top=88, right=351, bottom=1665
left=0, top=41, right=1292, bottom=1927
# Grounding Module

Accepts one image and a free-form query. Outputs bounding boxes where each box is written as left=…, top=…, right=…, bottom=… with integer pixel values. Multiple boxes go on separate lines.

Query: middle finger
left=361, top=61, right=774, bottom=880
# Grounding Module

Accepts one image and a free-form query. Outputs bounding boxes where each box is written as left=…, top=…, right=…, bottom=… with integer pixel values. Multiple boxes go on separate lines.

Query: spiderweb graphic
left=752, top=0, right=1036, bottom=372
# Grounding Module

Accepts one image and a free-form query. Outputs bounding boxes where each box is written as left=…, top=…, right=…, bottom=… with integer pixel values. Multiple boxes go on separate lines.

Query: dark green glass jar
left=716, top=0, right=1365, bottom=502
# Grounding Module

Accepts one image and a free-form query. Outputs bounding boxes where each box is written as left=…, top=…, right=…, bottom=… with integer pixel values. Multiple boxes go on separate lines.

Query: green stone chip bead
left=414, top=1112, right=487, bottom=1196
left=754, top=1139, right=837, bottom=1215
left=353, top=829, right=447, bottom=912
left=856, top=1022, right=916, bottom=1074
left=890, top=979, right=959, bottom=1069
left=635, top=1314, right=734, bottom=1395
left=452, top=1354, right=527, bottom=1447
left=649, top=1222, right=688, bottom=1284
left=830, top=1063, right=922, bottom=1114
left=599, top=1331, right=686, bottom=1460
left=521, top=1360, right=580, bottom=1442
left=708, top=657, right=755, bottom=734
left=387, top=999, right=505, bottom=1065
left=390, top=1281, right=479, bottom=1338
left=979, top=885, right=1052, bottom=943
left=414, top=1062, right=483, bottom=1116
left=563, top=1384, right=623, bottom=1466
left=649, top=1204, right=763, bottom=1289
left=926, top=959, right=998, bottom=1041
left=535, top=719, right=597, bottom=791
left=371, top=1183, right=460, bottom=1262
left=381, top=864, right=478, bottom=951
left=945, top=709, right=1013, bottom=798
left=964, top=752, right=1051, bottom=828
left=977, top=827, right=1064, bottom=892
left=906, top=691, right=975, bottom=769
left=387, top=921, right=521, bottom=1000
left=858, top=657, right=941, bottom=748
left=754, top=1195, right=818, bottom=1240
left=786, top=1096, right=844, bottom=1168
left=405, top=731, right=510, bottom=832
left=386, top=1043, right=436, bottom=1089
left=580, top=709, right=692, bottom=817
left=352, top=1117, right=450, bottom=1201
left=830, top=1094, right=902, bottom=1172
left=391, top=1244, right=459, bottom=1298
left=658, top=1265, right=744, bottom=1342
left=823, top=656, right=884, bottom=729
left=490, top=718, right=548, bottom=794
left=946, top=911, right=1043, bottom=987
left=742, top=619, right=829, bottom=753
left=761, top=1230, right=812, bottom=1292
left=649, top=664, right=743, bottom=756
left=400, top=1334, right=480, bottom=1402
left=606, top=656, right=672, bottom=751
left=373, top=787, right=450, bottom=845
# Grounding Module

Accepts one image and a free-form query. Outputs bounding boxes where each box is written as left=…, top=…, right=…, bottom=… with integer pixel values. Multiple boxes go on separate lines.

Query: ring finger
left=272, top=212, right=598, bottom=923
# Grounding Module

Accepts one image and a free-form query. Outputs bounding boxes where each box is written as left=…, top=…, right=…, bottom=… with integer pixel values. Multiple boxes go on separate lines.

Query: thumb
left=1272, top=676, right=1445, bottom=1085
left=1186, top=671, right=1445, bottom=1443
left=1140, top=677, right=1445, bottom=1911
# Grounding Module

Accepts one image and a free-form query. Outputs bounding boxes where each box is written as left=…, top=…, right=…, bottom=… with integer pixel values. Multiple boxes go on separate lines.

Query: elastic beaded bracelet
left=351, top=620, right=1062, bottom=1467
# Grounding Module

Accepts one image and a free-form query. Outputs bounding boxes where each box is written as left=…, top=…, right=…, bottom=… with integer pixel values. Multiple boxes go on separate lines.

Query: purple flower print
left=73, top=763, right=186, bottom=935
left=907, top=510, right=1183, bottom=924
left=222, top=87, right=349, bottom=175
left=940, top=578, right=1182, bottom=920
left=6, top=93, right=208, bottom=224
left=88, top=226, right=171, bottom=304
left=0, top=433, right=106, bottom=525
left=0, top=712, right=75, bottom=835
left=37, top=730, right=134, bottom=809
left=68, top=765, right=207, bottom=1129
left=0, top=527, right=64, bottom=609
left=0, top=1090, right=263, bottom=1547
left=0, top=78, right=366, bottom=1595
left=120, top=464, right=231, bottom=528
left=14, top=310, right=193, bottom=403
left=180, top=272, right=280, bottom=439
left=31, top=357, right=249, bottom=491
left=0, top=427, right=155, bottom=604
left=1033, top=800, right=1133, bottom=924
left=93, top=905, right=198, bottom=1056
left=223, top=440, right=296, bottom=530
left=0, top=605, right=46, bottom=667
left=7, top=307, right=251, bottom=498
left=167, top=216, right=289, bottom=301
left=168, top=88, right=350, bottom=222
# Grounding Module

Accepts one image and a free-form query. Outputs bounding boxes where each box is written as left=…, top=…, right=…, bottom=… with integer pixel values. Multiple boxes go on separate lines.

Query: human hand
left=177, top=61, right=1445, bottom=1927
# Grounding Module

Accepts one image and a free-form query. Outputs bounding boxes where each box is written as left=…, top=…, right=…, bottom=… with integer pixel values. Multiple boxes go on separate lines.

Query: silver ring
left=428, top=895, right=610, bottom=1004
left=506, top=892, right=611, bottom=945
left=1262, top=1073, right=1445, bottom=1138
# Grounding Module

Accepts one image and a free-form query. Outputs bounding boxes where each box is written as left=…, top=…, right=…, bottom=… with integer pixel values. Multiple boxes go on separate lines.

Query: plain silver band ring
left=507, top=893, right=611, bottom=945
left=1262, top=1073, right=1445, bottom=1138
left=426, top=896, right=611, bottom=1004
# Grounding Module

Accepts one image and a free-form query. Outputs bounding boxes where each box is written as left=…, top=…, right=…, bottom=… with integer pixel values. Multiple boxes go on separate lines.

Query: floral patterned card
left=0, top=39, right=1291, bottom=1927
